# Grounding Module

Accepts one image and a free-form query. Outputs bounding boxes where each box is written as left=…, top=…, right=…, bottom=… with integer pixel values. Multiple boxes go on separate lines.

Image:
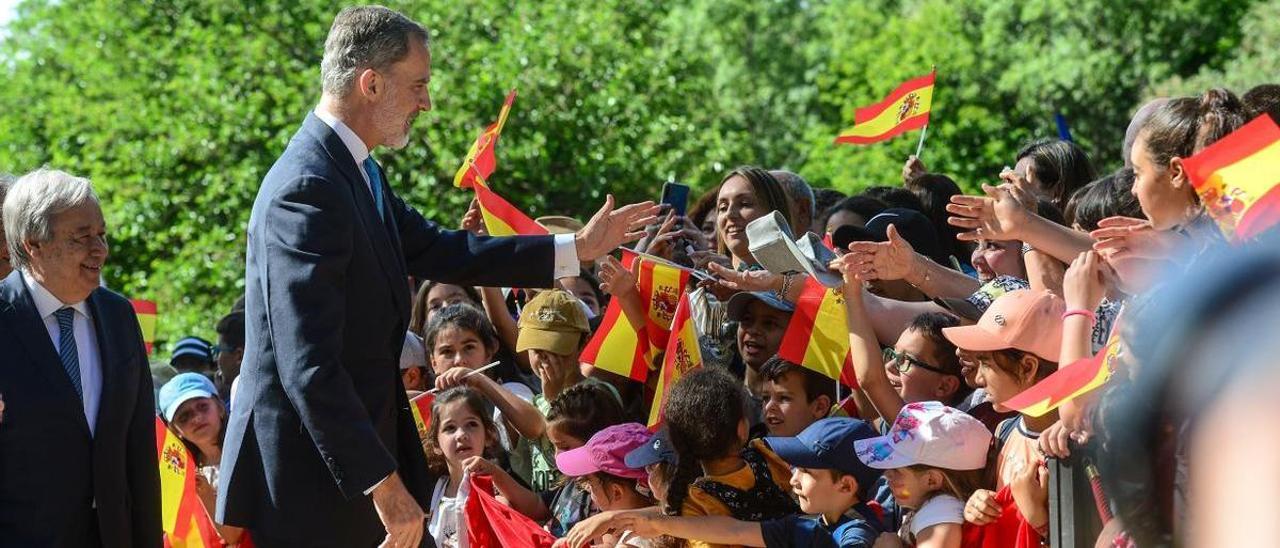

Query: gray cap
left=726, top=290, right=796, bottom=321
left=746, top=211, right=843, bottom=288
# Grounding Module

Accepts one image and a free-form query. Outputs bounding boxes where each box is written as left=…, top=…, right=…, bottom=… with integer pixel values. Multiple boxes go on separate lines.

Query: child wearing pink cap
left=940, top=289, right=1064, bottom=538
left=556, top=423, right=657, bottom=547
left=854, top=402, right=991, bottom=548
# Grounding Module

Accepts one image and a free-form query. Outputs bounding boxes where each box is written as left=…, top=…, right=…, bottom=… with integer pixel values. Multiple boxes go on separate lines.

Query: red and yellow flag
left=472, top=181, right=549, bottom=237
left=835, top=69, right=935, bottom=145
left=409, top=392, right=435, bottom=445
left=648, top=293, right=703, bottom=429
left=1184, top=114, right=1280, bottom=242
left=1002, top=318, right=1123, bottom=417
left=156, top=417, right=221, bottom=548
left=636, top=257, right=692, bottom=352
left=778, top=277, right=858, bottom=388
left=132, top=299, right=157, bottom=355
left=454, top=89, right=517, bottom=189
left=581, top=249, right=651, bottom=382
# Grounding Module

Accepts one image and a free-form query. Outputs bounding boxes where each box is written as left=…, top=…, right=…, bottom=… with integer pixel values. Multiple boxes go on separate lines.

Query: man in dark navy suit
left=216, top=6, right=657, bottom=547
left=0, top=169, right=162, bottom=548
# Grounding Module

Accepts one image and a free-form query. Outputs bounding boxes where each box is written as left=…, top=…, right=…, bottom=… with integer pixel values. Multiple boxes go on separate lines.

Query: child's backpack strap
left=996, top=417, right=1020, bottom=445
left=692, top=446, right=799, bottom=521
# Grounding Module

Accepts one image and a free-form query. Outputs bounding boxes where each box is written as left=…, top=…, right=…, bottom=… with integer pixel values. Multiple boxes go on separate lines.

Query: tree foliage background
left=0, top=0, right=1272, bottom=348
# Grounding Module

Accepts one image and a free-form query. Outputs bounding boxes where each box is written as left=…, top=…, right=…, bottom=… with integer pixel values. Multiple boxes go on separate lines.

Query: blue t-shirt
left=760, top=502, right=885, bottom=548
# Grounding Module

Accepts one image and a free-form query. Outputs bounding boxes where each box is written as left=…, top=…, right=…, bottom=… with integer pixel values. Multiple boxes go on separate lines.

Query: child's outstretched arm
left=478, top=286, right=531, bottom=371
left=559, top=508, right=767, bottom=548
left=832, top=255, right=907, bottom=424
left=436, top=368, right=548, bottom=440
left=462, top=456, right=551, bottom=522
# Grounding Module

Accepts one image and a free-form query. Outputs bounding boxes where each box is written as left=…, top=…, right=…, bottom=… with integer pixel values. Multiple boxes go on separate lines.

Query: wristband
left=1061, top=308, right=1097, bottom=324
left=1020, top=242, right=1034, bottom=255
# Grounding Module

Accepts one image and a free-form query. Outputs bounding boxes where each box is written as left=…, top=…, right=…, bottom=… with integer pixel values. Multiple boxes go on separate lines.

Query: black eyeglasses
left=882, top=347, right=954, bottom=376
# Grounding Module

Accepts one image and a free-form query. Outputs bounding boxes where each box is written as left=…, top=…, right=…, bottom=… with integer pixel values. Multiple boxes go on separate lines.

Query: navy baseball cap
left=725, top=291, right=795, bottom=322
left=624, top=429, right=679, bottom=469
left=765, top=417, right=882, bottom=498
left=170, top=336, right=213, bottom=365
left=864, top=208, right=949, bottom=267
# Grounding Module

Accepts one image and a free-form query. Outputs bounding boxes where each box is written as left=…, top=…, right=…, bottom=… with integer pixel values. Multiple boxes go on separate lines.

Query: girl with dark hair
left=410, top=281, right=482, bottom=334
left=1013, top=138, right=1098, bottom=211
left=906, top=172, right=972, bottom=270
left=663, top=368, right=798, bottom=532
left=1064, top=168, right=1144, bottom=232
left=1127, top=88, right=1246, bottom=232
left=543, top=382, right=627, bottom=537
left=424, top=387, right=548, bottom=546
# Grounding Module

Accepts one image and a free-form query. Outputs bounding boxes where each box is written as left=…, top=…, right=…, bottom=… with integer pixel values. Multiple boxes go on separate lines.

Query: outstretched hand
left=460, top=198, right=487, bottom=236
left=575, top=195, right=661, bottom=262
left=947, top=183, right=1036, bottom=242
left=1089, top=216, right=1179, bottom=262
left=844, top=224, right=917, bottom=281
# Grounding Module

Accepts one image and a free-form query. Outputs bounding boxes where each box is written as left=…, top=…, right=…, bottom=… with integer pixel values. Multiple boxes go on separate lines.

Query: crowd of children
left=154, top=83, right=1280, bottom=546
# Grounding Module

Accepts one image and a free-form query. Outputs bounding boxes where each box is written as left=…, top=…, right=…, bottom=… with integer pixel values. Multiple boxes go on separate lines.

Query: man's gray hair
left=770, top=170, right=817, bottom=221
left=3, top=168, right=99, bottom=271
left=320, top=5, right=430, bottom=97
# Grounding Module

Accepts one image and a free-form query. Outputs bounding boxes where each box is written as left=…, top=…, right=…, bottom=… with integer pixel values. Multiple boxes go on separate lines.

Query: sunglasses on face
left=882, top=347, right=954, bottom=376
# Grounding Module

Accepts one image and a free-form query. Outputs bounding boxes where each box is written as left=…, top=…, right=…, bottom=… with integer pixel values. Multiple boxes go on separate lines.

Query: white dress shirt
left=312, top=107, right=581, bottom=495
left=23, top=272, right=103, bottom=436
left=312, top=107, right=582, bottom=280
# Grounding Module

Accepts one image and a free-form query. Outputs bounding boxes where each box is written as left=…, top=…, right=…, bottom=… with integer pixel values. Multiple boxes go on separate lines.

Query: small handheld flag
left=581, top=250, right=652, bottom=382
left=836, top=69, right=936, bottom=146
left=131, top=299, right=157, bottom=355
left=636, top=256, right=692, bottom=351
left=471, top=181, right=549, bottom=237
left=156, top=417, right=221, bottom=547
left=1183, top=114, right=1280, bottom=242
left=1002, top=318, right=1123, bottom=417
left=648, top=293, right=703, bottom=429
left=454, top=89, right=517, bottom=189
left=777, top=276, right=858, bottom=388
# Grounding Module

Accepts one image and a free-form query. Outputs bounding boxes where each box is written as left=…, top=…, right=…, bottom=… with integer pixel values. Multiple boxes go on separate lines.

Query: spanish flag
left=636, top=257, right=692, bottom=352
left=454, top=89, right=517, bottom=189
left=472, top=181, right=549, bottom=237
left=648, top=293, right=703, bottom=429
left=1002, top=317, right=1123, bottom=417
left=1184, top=114, right=1280, bottom=242
left=156, top=417, right=221, bottom=548
left=835, top=69, right=935, bottom=145
left=581, top=250, right=651, bottom=382
left=409, top=392, right=435, bottom=446
left=131, top=299, right=157, bottom=355
left=777, top=276, right=858, bottom=388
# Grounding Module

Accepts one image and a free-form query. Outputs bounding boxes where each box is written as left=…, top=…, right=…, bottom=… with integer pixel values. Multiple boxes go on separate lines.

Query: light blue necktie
left=54, top=307, right=84, bottom=399
left=362, top=157, right=385, bottom=221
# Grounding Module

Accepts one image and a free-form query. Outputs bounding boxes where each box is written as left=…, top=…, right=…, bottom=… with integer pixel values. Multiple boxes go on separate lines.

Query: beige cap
left=535, top=215, right=584, bottom=235
left=517, top=289, right=591, bottom=355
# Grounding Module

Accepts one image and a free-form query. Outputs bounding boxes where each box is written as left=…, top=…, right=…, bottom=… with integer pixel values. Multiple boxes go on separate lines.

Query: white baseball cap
left=399, top=331, right=426, bottom=371
left=854, top=401, right=992, bottom=471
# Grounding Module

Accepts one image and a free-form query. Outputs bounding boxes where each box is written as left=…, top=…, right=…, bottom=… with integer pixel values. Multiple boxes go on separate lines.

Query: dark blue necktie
left=54, top=307, right=84, bottom=399
left=362, top=157, right=385, bottom=221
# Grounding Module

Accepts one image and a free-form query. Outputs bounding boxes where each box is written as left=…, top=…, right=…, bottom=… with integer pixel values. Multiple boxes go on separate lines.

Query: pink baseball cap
left=854, top=401, right=992, bottom=471
left=941, top=289, right=1065, bottom=361
left=556, top=423, right=651, bottom=481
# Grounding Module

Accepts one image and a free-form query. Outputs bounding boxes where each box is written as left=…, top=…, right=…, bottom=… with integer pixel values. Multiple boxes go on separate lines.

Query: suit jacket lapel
left=301, top=114, right=408, bottom=316
left=87, top=291, right=122, bottom=437
left=0, top=272, right=91, bottom=435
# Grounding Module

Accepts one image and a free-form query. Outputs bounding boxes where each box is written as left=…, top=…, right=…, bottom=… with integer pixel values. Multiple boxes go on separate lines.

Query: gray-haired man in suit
left=216, top=6, right=657, bottom=547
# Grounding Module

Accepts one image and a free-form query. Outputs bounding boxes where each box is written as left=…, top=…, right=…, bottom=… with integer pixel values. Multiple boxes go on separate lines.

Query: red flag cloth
left=465, top=474, right=556, bottom=548
left=777, top=276, right=859, bottom=388
left=454, top=89, right=517, bottom=189
left=960, top=485, right=1041, bottom=548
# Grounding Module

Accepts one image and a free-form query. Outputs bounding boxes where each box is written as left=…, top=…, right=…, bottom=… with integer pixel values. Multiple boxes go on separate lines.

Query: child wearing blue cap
left=560, top=417, right=888, bottom=548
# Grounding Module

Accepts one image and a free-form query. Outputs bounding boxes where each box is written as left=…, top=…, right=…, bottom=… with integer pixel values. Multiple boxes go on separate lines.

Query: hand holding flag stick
left=422, top=361, right=501, bottom=396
